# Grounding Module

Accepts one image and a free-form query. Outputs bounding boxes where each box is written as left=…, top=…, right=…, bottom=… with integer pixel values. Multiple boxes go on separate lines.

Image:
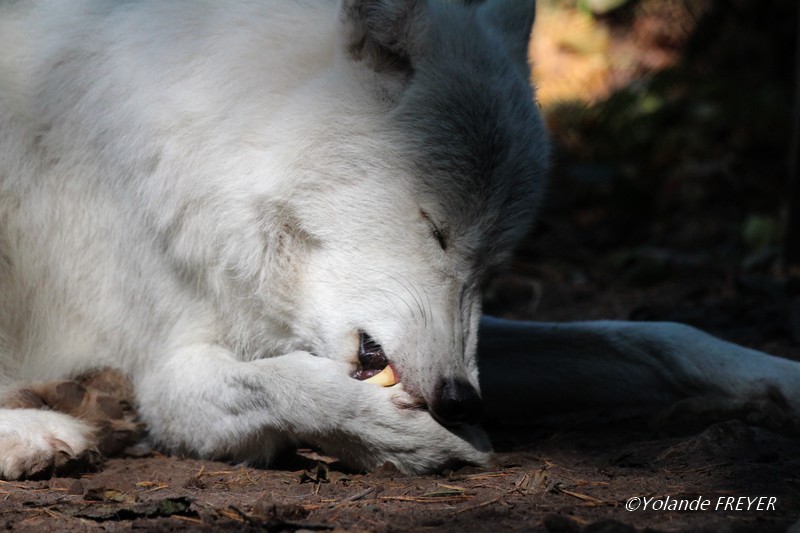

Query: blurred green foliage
left=538, top=0, right=796, bottom=272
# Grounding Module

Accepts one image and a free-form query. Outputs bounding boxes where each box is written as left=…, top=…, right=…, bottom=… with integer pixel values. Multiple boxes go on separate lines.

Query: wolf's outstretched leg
left=478, top=317, right=800, bottom=430
left=0, top=409, right=97, bottom=480
left=135, top=344, right=491, bottom=474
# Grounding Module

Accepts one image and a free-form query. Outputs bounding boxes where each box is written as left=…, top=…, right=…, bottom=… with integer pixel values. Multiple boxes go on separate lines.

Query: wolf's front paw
left=321, top=383, right=494, bottom=474
left=0, top=409, right=98, bottom=479
left=257, top=352, right=493, bottom=473
left=378, top=405, right=494, bottom=473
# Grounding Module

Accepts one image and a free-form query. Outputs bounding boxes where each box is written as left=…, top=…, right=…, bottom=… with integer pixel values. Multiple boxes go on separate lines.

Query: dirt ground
left=2, top=423, right=798, bottom=533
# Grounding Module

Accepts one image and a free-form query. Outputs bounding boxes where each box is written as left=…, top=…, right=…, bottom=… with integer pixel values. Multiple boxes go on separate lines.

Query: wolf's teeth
left=363, top=365, right=398, bottom=387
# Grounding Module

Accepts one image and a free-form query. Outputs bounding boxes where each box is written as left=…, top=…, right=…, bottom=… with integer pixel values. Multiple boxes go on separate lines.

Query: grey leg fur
left=478, top=316, right=800, bottom=428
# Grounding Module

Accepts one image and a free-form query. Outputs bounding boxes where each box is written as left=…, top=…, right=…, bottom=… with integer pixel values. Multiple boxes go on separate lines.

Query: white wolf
left=0, top=0, right=798, bottom=479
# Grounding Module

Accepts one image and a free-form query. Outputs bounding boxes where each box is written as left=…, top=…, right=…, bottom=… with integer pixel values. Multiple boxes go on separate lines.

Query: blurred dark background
left=485, top=0, right=800, bottom=357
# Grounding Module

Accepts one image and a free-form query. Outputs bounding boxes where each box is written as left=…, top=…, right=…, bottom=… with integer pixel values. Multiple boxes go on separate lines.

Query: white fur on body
left=0, top=0, right=529, bottom=475
left=1, top=0, right=798, bottom=479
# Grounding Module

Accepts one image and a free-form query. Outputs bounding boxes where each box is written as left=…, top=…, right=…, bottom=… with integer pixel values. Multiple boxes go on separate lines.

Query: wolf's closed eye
left=420, top=210, right=447, bottom=251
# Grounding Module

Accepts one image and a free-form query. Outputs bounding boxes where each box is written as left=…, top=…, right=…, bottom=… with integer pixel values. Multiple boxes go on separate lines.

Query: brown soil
left=3, top=422, right=797, bottom=533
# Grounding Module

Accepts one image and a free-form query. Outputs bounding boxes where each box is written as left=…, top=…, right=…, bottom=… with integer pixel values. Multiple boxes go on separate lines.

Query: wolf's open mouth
left=352, top=332, right=398, bottom=386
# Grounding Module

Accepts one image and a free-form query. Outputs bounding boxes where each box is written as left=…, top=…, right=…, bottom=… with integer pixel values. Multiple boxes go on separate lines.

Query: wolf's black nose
left=430, top=378, right=483, bottom=426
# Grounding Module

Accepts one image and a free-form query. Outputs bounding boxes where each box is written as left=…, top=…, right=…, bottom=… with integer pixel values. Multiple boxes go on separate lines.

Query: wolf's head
left=284, top=0, right=548, bottom=426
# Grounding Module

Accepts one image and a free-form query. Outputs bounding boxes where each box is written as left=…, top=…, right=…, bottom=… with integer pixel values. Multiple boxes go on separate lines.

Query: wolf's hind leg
left=477, top=317, right=800, bottom=431
left=0, top=408, right=98, bottom=480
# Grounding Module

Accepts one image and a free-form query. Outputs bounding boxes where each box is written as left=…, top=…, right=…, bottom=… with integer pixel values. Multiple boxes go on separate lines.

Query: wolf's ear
left=478, top=0, right=536, bottom=71
left=340, top=0, right=427, bottom=77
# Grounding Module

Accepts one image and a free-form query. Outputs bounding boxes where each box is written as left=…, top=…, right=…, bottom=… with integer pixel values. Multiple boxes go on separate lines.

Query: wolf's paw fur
left=0, top=409, right=99, bottom=480
left=318, top=382, right=494, bottom=473
left=2, top=369, right=143, bottom=456
left=655, top=388, right=800, bottom=436
left=0, top=369, right=143, bottom=479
